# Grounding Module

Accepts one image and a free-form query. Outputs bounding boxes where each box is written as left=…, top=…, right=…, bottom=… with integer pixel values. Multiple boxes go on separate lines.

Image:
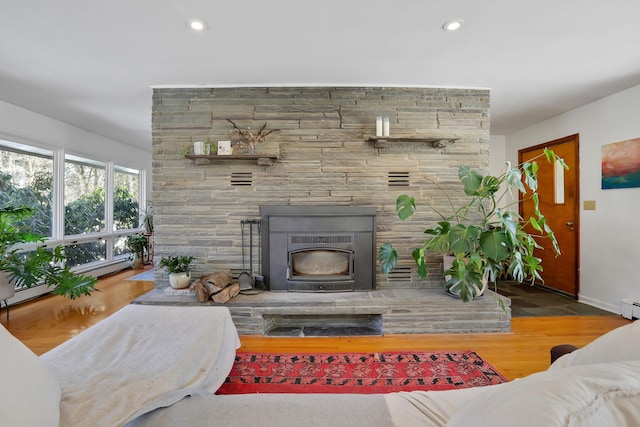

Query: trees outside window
left=1, top=140, right=145, bottom=281
left=114, top=166, right=140, bottom=231
left=65, top=241, right=107, bottom=267
left=62, top=156, right=142, bottom=266
left=64, top=157, right=106, bottom=235
left=0, top=144, right=54, bottom=237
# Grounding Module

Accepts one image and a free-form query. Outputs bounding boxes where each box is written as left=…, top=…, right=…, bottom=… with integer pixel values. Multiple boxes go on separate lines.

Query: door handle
left=565, top=221, right=575, bottom=231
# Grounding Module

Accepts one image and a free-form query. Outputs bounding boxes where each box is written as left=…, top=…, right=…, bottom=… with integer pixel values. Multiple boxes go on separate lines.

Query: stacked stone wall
left=152, top=87, right=490, bottom=288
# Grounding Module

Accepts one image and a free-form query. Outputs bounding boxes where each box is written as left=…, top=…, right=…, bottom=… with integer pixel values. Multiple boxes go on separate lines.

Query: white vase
left=442, top=255, right=488, bottom=299
left=132, top=253, right=144, bottom=270
left=0, top=271, right=16, bottom=320
left=169, top=272, right=191, bottom=289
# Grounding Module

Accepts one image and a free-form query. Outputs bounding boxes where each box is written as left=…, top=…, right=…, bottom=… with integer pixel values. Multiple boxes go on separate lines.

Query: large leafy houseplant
left=379, top=148, right=567, bottom=302
left=0, top=205, right=98, bottom=299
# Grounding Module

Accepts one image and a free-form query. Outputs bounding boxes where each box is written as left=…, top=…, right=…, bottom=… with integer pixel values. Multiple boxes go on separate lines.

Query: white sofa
left=1, top=304, right=240, bottom=427
left=126, top=319, right=640, bottom=427
left=2, top=306, right=639, bottom=427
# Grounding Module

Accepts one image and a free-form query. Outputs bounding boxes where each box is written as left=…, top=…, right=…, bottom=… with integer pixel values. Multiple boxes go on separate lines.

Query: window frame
left=0, top=138, right=147, bottom=280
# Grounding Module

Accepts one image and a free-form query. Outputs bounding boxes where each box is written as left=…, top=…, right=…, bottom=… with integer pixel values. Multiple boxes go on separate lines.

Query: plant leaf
left=479, top=229, right=510, bottom=262
left=530, top=216, right=542, bottom=232
left=448, top=224, right=480, bottom=254
left=458, top=166, right=483, bottom=196
left=395, top=195, right=416, bottom=220
left=412, top=247, right=429, bottom=278
left=48, top=270, right=98, bottom=299
left=378, top=242, right=398, bottom=274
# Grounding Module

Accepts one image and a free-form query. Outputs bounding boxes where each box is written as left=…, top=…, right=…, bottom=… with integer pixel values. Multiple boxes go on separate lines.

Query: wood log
left=192, top=278, right=210, bottom=303
left=212, top=283, right=240, bottom=304
left=205, top=272, right=231, bottom=294
left=203, top=280, right=218, bottom=296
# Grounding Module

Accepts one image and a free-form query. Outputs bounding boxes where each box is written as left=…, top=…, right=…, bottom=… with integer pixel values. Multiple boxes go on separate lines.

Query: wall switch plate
left=583, top=200, right=596, bottom=210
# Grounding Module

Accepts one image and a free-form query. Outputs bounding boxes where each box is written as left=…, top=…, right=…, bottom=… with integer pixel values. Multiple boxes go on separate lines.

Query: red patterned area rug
left=216, top=351, right=507, bottom=394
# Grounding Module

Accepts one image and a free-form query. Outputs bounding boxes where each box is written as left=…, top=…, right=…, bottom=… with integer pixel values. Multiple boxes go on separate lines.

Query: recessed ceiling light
left=187, top=19, right=207, bottom=31
left=442, top=20, right=464, bottom=32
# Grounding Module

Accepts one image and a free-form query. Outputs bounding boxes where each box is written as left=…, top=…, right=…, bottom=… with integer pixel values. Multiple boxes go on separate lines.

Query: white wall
left=0, top=100, right=152, bottom=196
left=489, top=134, right=507, bottom=176
left=504, top=83, right=640, bottom=314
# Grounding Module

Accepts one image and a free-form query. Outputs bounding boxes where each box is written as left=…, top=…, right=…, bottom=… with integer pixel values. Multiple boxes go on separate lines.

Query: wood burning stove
left=261, top=206, right=376, bottom=292
left=287, top=235, right=355, bottom=288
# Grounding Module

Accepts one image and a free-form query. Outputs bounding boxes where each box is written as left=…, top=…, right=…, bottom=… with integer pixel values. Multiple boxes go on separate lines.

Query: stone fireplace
left=151, top=86, right=490, bottom=290
left=261, top=205, right=376, bottom=292
left=144, top=87, right=509, bottom=334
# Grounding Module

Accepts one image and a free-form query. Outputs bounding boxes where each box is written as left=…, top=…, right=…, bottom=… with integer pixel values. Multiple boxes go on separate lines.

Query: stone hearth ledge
left=132, top=288, right=511, bottom=335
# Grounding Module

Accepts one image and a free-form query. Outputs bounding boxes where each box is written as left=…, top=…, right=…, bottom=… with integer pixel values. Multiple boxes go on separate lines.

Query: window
left=64, top=240, right=107, bottom=267
left=112, top=235, right=130, bottom=258
left=64, top=155, right=106, bottom=236
left=0, top=141, right=54, bottom=237
left=2, top=138, right=146, bottom=273
left=114, top=166, right=140, bottom=231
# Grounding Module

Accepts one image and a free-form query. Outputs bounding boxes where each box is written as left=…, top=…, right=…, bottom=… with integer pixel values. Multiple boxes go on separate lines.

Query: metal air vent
left=386, top=267, right=412, bottom=281
left=288, top=282, right=354, bottom=292
left=388, top=171, right=410, bottom=187
left=230, top=172, right=253, bottom=186
left=290, top=235, right=353, bottom=244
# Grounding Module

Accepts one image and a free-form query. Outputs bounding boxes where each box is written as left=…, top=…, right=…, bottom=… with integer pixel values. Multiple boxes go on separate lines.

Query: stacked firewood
left=191, top=272, right=240, bottom=303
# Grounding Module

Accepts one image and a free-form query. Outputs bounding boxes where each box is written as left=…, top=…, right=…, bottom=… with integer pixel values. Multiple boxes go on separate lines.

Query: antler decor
left=226, top=119, right=279, bottom=154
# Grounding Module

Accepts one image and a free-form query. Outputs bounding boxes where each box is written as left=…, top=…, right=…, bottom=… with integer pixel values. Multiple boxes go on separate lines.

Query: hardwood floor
left=1, top=267, right=630, bottom=381
left=1, top=266, right=156, bottom=355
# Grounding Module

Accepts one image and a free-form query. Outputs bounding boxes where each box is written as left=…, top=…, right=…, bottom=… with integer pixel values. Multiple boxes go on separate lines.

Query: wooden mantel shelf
left=185, top=154, right=279, bottom=166
left=367, top=137, right=459, bottom=149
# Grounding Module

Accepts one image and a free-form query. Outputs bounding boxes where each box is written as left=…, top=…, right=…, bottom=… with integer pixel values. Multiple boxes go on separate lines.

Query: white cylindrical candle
left=376, top=116, right=383, bottom=137
left=383, top=117, right=390, bottom=137
left=193, top=141, right=204, bottom=155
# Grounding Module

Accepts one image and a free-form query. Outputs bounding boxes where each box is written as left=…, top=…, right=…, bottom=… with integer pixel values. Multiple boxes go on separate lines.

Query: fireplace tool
left=239, top=218, right=262, bottom=294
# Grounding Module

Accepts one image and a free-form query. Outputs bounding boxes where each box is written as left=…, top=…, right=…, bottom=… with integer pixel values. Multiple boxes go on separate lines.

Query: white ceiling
left=2, top=1, right=640, bottom=152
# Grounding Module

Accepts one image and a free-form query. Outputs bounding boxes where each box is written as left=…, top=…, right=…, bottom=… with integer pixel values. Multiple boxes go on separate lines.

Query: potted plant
left=126, top=234, right=148, bottom=269
left=140, top=204, right=153, bottom=235
left=159, top=255, right=195, bottom=289
left=0, top=205, right=98, bottom=319
left=379, top=148, right=567, bottom=303
left=139, top=204, right=154, bottom=264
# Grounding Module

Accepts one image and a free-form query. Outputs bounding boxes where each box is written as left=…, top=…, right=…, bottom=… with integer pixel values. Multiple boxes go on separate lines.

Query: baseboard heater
left=621, top=298, right=640, bottom=320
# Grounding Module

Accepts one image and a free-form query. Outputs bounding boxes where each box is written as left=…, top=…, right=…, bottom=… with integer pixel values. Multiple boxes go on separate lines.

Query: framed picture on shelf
left=217, top=140, right=232, bottom=155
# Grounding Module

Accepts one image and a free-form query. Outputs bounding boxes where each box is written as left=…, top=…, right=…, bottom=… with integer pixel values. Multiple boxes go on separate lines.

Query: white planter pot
left=442, top=255, right=488, bottom=299
left=169, top=272, right=191, bottom=289
left=132, top=254, right=144, bottom=270
left=0, top=271, right=16, bottom=301
left=1, top=271, right=16, bottom=320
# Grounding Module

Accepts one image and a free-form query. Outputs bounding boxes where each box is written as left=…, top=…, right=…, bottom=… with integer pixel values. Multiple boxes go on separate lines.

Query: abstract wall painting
left=601, top=137, right=640, bottom=189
